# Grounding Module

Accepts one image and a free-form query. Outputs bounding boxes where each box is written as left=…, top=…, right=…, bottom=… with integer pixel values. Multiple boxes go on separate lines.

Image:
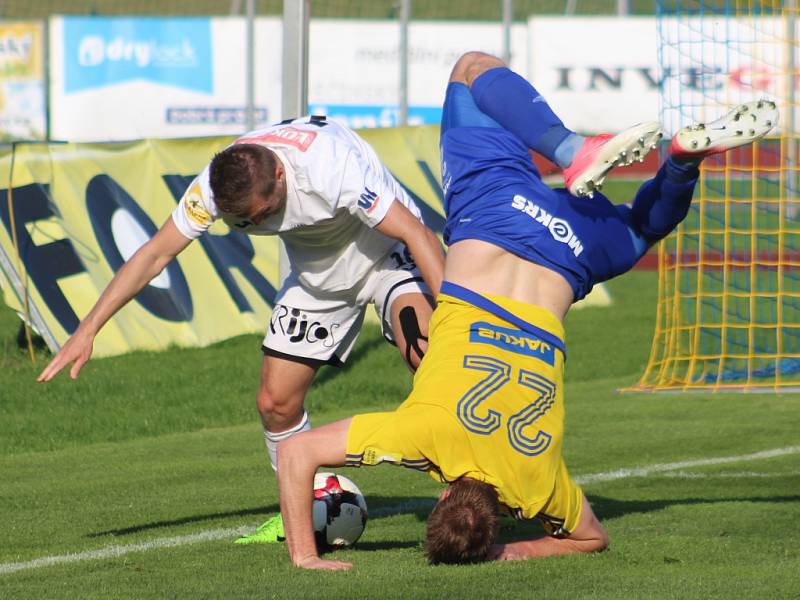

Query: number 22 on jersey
left=456, top=355, right=556, bottom=457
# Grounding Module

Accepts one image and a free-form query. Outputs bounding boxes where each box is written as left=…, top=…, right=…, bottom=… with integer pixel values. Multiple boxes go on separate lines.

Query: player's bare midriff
left=444, top=239, right=573, bottom=321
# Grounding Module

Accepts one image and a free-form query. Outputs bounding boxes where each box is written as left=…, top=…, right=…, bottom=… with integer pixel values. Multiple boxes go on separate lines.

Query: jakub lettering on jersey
left=469, top=321, right=555, bottom=365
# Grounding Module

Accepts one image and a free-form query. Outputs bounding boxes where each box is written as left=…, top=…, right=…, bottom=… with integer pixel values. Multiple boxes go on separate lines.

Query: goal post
left=628, top=0, right=800, bottom=391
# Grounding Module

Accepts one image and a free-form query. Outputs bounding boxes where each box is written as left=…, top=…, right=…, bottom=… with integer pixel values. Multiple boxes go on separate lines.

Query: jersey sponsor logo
left=357, top=186, right=380, bottom=214
left=511, top=194, right=583, bottom=257
left=269, top=305, right=339, bottom=347
left=469, top=321, right=555, bottom=365
left=236, top=126, right=317, bottom=152
left=182, top=182, right=212, bottom=226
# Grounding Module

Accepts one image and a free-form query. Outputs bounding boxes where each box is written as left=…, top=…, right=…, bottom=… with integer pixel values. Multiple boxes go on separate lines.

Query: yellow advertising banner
left=0, top=126, right=446, bottom=358
left=0, top=21, right=43, bottom=79
left=0, top=124, right=608, bottom=358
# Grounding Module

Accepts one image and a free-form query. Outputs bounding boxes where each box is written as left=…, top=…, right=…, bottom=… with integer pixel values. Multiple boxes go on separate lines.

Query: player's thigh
left=387, top=292, right=434, bottom=369
left=367, top=252, right=434, bottom=371
left=260, top=300, right=367, bottom=417
left=258, top=353, right=318, bottom=413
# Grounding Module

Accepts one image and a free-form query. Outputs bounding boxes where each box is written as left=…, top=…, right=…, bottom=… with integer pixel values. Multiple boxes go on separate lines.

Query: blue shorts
left=440, top=82, right=648, bottom=301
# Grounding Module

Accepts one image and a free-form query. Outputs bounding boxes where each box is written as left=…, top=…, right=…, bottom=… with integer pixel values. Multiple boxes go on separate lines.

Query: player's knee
left=450, top=51, right=505, bottom=86
left=635, top=214, right=687, bottom=246
left=256, top=387, right=298, bottom=425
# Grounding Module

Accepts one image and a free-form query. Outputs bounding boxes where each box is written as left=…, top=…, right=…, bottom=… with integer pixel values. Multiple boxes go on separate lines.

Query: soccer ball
left=312, top=472, right=368, bottom=550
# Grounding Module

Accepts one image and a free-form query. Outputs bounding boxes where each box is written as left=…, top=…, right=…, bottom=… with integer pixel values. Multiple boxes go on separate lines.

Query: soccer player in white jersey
left=37, top=116, right=446, bottom=543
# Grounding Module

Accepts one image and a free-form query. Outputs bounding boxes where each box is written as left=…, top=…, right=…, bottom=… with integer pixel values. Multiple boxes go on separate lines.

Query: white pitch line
left=660, top=470, right=800, bottom=479
left=0, top=526, right=251, bottom=576
left=2, top=445, right=799, bottom=576
left=573, top=445, right=800, bottom=485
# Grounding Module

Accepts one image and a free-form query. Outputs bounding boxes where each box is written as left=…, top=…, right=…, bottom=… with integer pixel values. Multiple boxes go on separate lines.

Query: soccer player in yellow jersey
left=277, top=51, right=778, bottom=570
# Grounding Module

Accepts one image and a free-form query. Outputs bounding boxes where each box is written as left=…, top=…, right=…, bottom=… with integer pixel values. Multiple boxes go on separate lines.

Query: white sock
left=264, top=410, right=311, bottom=471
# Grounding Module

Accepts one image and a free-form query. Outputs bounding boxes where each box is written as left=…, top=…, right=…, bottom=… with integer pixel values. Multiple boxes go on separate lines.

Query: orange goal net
left=630, top=1, right=800, bottom=391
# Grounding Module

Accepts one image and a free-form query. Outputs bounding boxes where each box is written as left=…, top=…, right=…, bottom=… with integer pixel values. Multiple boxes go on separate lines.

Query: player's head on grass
left=209, top=144, right=287, bottom=224
left=425, top=477, right=499, bottom=565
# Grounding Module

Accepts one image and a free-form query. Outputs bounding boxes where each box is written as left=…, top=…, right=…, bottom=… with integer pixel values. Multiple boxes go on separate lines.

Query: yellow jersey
left=346, top=287, right=583, bottom=535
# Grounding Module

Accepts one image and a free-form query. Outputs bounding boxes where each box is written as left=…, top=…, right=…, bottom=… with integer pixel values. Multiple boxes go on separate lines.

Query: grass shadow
left=498, top=493, right=800, bottom=543
left=88, top=495, right=437, bottom=539
left=590, top=493, right=800, bottom=521
left=87, top=504, right=281, bottom=538
left=91, top=492, right=797, bottom=541
left=338, top=540, right=420, bottom=552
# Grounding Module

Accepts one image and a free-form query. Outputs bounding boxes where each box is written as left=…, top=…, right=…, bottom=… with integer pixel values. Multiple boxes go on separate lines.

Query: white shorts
left=263, top=248, right=430, bottom=366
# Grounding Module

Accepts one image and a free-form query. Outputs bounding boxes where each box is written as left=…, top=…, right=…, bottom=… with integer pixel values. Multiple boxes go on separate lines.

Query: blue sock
left=470, top=67, right=576, bottom=163
left=629, top=156, right=699, bottom=243
left=669, top=154, right=703, bottom=169
left=553, top=133, right=585, bottom=168
left=663, top=155, right=701, bottom=183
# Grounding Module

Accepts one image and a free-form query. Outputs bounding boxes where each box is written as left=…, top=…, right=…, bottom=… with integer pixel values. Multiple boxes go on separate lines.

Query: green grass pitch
left=1, top=268, right=799, bottom=598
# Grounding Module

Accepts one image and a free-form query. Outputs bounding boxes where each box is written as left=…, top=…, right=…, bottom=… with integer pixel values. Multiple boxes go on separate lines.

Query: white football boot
left=670, top=99, right=779, bottom=159
left=563, top=121, right=664, bottom=198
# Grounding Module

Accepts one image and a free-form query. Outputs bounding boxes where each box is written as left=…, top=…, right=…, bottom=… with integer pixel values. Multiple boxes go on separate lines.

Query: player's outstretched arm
left=491, top=494, right=609, bottom=561
left=278, top=418, right=352, bottom=571
left=375, top=202, right=444, bottom=297
left=37, top=218, right=192, bottom=382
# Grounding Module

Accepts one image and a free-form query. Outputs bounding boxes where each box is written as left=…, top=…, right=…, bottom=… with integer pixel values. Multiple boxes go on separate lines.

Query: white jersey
left=172, top=117, right=422, bottom=295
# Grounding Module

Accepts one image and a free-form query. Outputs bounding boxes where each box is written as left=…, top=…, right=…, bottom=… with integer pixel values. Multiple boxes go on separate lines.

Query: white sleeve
left=336, top=148, right=400, bottom=228
left=171, top=173, right=216, bottom=240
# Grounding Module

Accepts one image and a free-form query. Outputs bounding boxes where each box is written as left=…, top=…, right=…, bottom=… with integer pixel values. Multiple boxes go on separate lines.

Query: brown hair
left=425, top=477, right=499, bottom=564
left=208, top=144, right=277, bottom=215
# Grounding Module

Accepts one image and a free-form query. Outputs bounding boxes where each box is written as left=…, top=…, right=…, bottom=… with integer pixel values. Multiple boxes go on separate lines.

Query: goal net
left=631, top=1, right=800, bottom=391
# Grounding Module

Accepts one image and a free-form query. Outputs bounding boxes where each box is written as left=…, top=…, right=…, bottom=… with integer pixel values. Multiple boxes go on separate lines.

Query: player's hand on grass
left=37, top=330, right=95, bottom=382
left=294, top=556, right=353, bottom=571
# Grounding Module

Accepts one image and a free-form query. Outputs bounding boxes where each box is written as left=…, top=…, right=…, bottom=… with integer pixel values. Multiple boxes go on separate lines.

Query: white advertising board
left=527, top=17, right=661, bottom=134
left=528, top=16, right=792, bottom=135
left=48, top=16, right=528, bottom=140
left=308, top=20, right=528, bottom=129
left=46, top=15, right=800, bottom=141
left=49, top=16, right=282, bottom=141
